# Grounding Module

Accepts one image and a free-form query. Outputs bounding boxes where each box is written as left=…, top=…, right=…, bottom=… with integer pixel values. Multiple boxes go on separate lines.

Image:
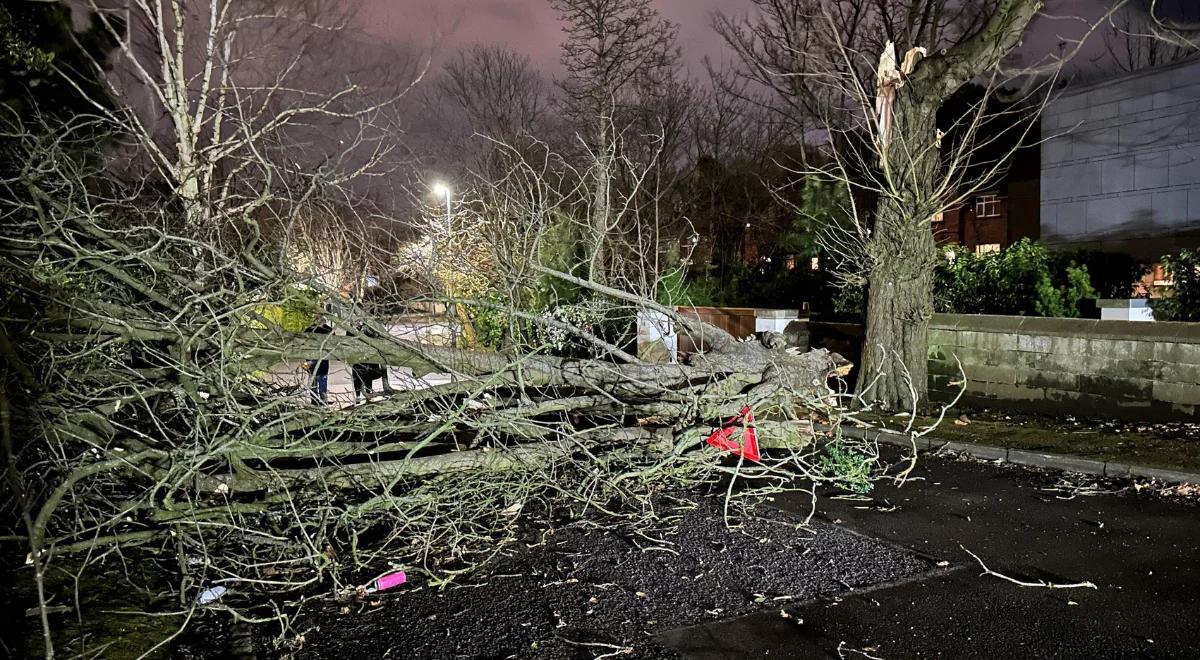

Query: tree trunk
left=860, top=207, right=936, bottom=411
left=859, top=98, right=939, bottom=411
left=855, top=0, right=1045, bottom=411
left=589, top=136, right=612, bottom=285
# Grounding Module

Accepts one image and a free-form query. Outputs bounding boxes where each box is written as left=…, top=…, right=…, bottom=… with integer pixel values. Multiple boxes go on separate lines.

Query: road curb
left=839, top=425, right=1199, bottom=485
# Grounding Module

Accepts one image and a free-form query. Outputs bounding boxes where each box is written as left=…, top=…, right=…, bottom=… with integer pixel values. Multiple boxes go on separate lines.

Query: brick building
left=929, top=87, right=1042, bottom=254
left=932, top=176, right=1041, bottom=254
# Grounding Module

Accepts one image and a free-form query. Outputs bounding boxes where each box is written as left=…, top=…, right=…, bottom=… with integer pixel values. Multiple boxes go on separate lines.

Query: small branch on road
left=837, top=641, right=884, bottom=660
left=961, top=545, right=1098, bottom=590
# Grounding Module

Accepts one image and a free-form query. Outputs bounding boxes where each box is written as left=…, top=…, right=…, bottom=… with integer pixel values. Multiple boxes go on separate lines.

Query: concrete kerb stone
left=839, top=425, right=931, bottom=452
left=935, top=441, right=1008, bottom=462
left=1127, top=465, right=1200, bottom=484
left=835, top=424, right=1200, bottom=485
left=1104, top=461, right=1133, bottom=478
left=1007, top=449, right=1107, bottom=477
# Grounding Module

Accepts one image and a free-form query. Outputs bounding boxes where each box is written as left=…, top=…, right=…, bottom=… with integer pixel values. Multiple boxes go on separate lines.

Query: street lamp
left=432, top=182, right=452, bottom=234
left=431, top=181, right=456, bottom=345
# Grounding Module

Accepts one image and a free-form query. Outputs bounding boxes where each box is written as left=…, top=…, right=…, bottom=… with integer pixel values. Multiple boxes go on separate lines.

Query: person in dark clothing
left=351, top=362, right=392, bottom=402
left=303, top=318, right=332, bottom=404
left=350, top=322, right=394, bottom=403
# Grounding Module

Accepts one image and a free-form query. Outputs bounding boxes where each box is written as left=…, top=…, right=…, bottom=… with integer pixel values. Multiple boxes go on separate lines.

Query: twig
left=960, top=545, right=1097, bottom=590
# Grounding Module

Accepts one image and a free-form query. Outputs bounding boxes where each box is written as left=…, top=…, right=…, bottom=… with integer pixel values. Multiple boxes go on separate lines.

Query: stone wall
left=928, top=314, right=1200, bottom=420
left=1040, top=57, right=1200, bottom=258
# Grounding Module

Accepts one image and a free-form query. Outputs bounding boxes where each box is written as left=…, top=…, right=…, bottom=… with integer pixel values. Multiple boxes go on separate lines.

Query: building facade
left=933, top=177, right=1041, bottom=255
left=1040, top=57, right=1200, bottom=261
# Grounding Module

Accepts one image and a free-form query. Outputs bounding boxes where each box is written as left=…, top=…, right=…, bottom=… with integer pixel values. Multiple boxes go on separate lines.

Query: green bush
left=534, top=297, right=635, bottom=358
left=1151, top=248, right=1200, bottom=322
left=831, top=283, right=866, bottom=318
left=253, top=287, right=324, bottom=332
left=934, top=239, right=1096, bottom=318
left=657, top=267, right=724, bottom=308
left=819, top=438, right=874, bottom=494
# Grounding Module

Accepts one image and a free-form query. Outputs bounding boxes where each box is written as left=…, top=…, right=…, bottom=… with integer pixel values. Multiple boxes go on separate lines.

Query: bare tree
left=1102, top=3, right=1194, bottom=72
left=441, top=44, right=548, bottom=146
left=70, top=0, right=419, bottom=238
left=550, top=0, right=682, bottom=284
left=718, top=0, right=1049, bottom=411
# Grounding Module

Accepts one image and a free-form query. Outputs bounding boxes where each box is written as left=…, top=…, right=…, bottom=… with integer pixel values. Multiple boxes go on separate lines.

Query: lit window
left=975, top=243, right=1001, bottom=256
left=810, top=256, right=820, bottom=271
left=975, top=194, right=1000, bottom=218
left=931, top=211, right=944, bottom=223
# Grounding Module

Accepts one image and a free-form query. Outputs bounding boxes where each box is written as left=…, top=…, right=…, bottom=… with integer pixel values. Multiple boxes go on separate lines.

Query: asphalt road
left=656, top=455, right=1200, bottom=659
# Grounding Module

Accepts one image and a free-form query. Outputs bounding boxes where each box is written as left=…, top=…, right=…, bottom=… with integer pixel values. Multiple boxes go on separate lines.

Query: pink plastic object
left=370, top=570, right=407, bottom=592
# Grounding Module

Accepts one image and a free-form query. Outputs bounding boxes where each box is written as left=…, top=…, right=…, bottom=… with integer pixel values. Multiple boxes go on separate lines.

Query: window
left=810, top=256, right=820, bottom=271
left=975, top=194, right=1000, bottom=218
left=975, top=243, right=1001, bottom=256
left=931, top=211, right=944, bottom=223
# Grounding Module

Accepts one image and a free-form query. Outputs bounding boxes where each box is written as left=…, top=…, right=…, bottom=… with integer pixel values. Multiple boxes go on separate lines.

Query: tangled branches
left=0, top=117, right=884, bottom=656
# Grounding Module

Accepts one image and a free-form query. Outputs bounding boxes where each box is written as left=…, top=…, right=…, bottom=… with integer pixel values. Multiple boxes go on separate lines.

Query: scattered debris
left=837, top=640, right=885, bottom=659
left=196, top=585, right=227, bottom=606
left=501, top=501, right=523, bottom=517
left=1162, top=483, right=1199, bottom=497
left=367, top=570, right=408, bottom=593
left=961, top=545, right=1096, bottom=590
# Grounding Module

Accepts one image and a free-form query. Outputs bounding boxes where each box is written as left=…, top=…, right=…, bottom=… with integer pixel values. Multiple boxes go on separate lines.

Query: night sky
left=354, top=0, right=755, bottom=73
left=348, top=0, right=1168, bottom=75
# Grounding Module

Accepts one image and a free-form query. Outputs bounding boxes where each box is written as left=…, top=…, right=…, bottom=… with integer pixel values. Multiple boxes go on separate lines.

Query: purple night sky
left=353, top=0, right=755, bottom=74
left=350, top=0, right=1137, bottom=76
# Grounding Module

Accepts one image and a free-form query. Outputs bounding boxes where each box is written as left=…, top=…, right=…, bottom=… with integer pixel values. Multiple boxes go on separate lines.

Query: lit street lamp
left=432, top=182, right=452, bottom=234
left=431, top=182, right=457, bottom=345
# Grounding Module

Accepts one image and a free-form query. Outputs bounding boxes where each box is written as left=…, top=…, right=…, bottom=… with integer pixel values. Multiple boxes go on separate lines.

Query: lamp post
left=432, top=182, right=452, bottom=234
left=431, top=182, right=456, bottom=345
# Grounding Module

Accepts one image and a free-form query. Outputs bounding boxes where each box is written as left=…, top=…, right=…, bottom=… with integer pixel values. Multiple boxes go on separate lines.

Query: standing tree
left=550, top=0, right=682, bottom=285
left=437, top=44, right=552, bottom=179
left=1102, top=2, right=1194, bottom=73
left=719, top=0, right=1047, bottom=410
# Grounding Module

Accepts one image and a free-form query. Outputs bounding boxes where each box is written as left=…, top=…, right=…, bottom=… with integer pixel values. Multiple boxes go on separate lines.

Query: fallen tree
left=0, top=2, right=889, bottom=654
left=0, top=115, right=878, bottom=656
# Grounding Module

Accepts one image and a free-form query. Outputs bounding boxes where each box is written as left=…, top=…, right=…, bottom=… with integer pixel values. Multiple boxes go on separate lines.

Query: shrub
left=535, top=297, right=634, bottom=358
left=657, top=267, right=724, bottom=308
left=253, top=286, right=324, bottom=332
left=1151, top=248, right=1200, bottom=322
left=1053, top=249, right=1148, bottom=299
left=934, top=239, right=1096, bottom=318
left=819, top=438, right=874, bottom=494
left=831, top=283, right=866, bottom=319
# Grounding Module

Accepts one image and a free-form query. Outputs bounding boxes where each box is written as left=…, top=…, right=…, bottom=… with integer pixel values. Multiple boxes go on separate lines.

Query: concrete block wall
left=928, top=313, right=1200, bottom=420
left=1040, top=57, right=1200, bottom=248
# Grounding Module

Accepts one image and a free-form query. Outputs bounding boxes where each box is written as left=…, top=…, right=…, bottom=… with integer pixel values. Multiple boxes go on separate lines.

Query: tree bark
left=861, top=204, right=937, bottom=410
left=859, top=0, right=1044, bottom=410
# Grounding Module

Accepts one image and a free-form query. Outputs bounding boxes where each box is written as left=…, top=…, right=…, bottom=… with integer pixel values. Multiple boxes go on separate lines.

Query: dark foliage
left=1152, top=248, right=1200, bottom=322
